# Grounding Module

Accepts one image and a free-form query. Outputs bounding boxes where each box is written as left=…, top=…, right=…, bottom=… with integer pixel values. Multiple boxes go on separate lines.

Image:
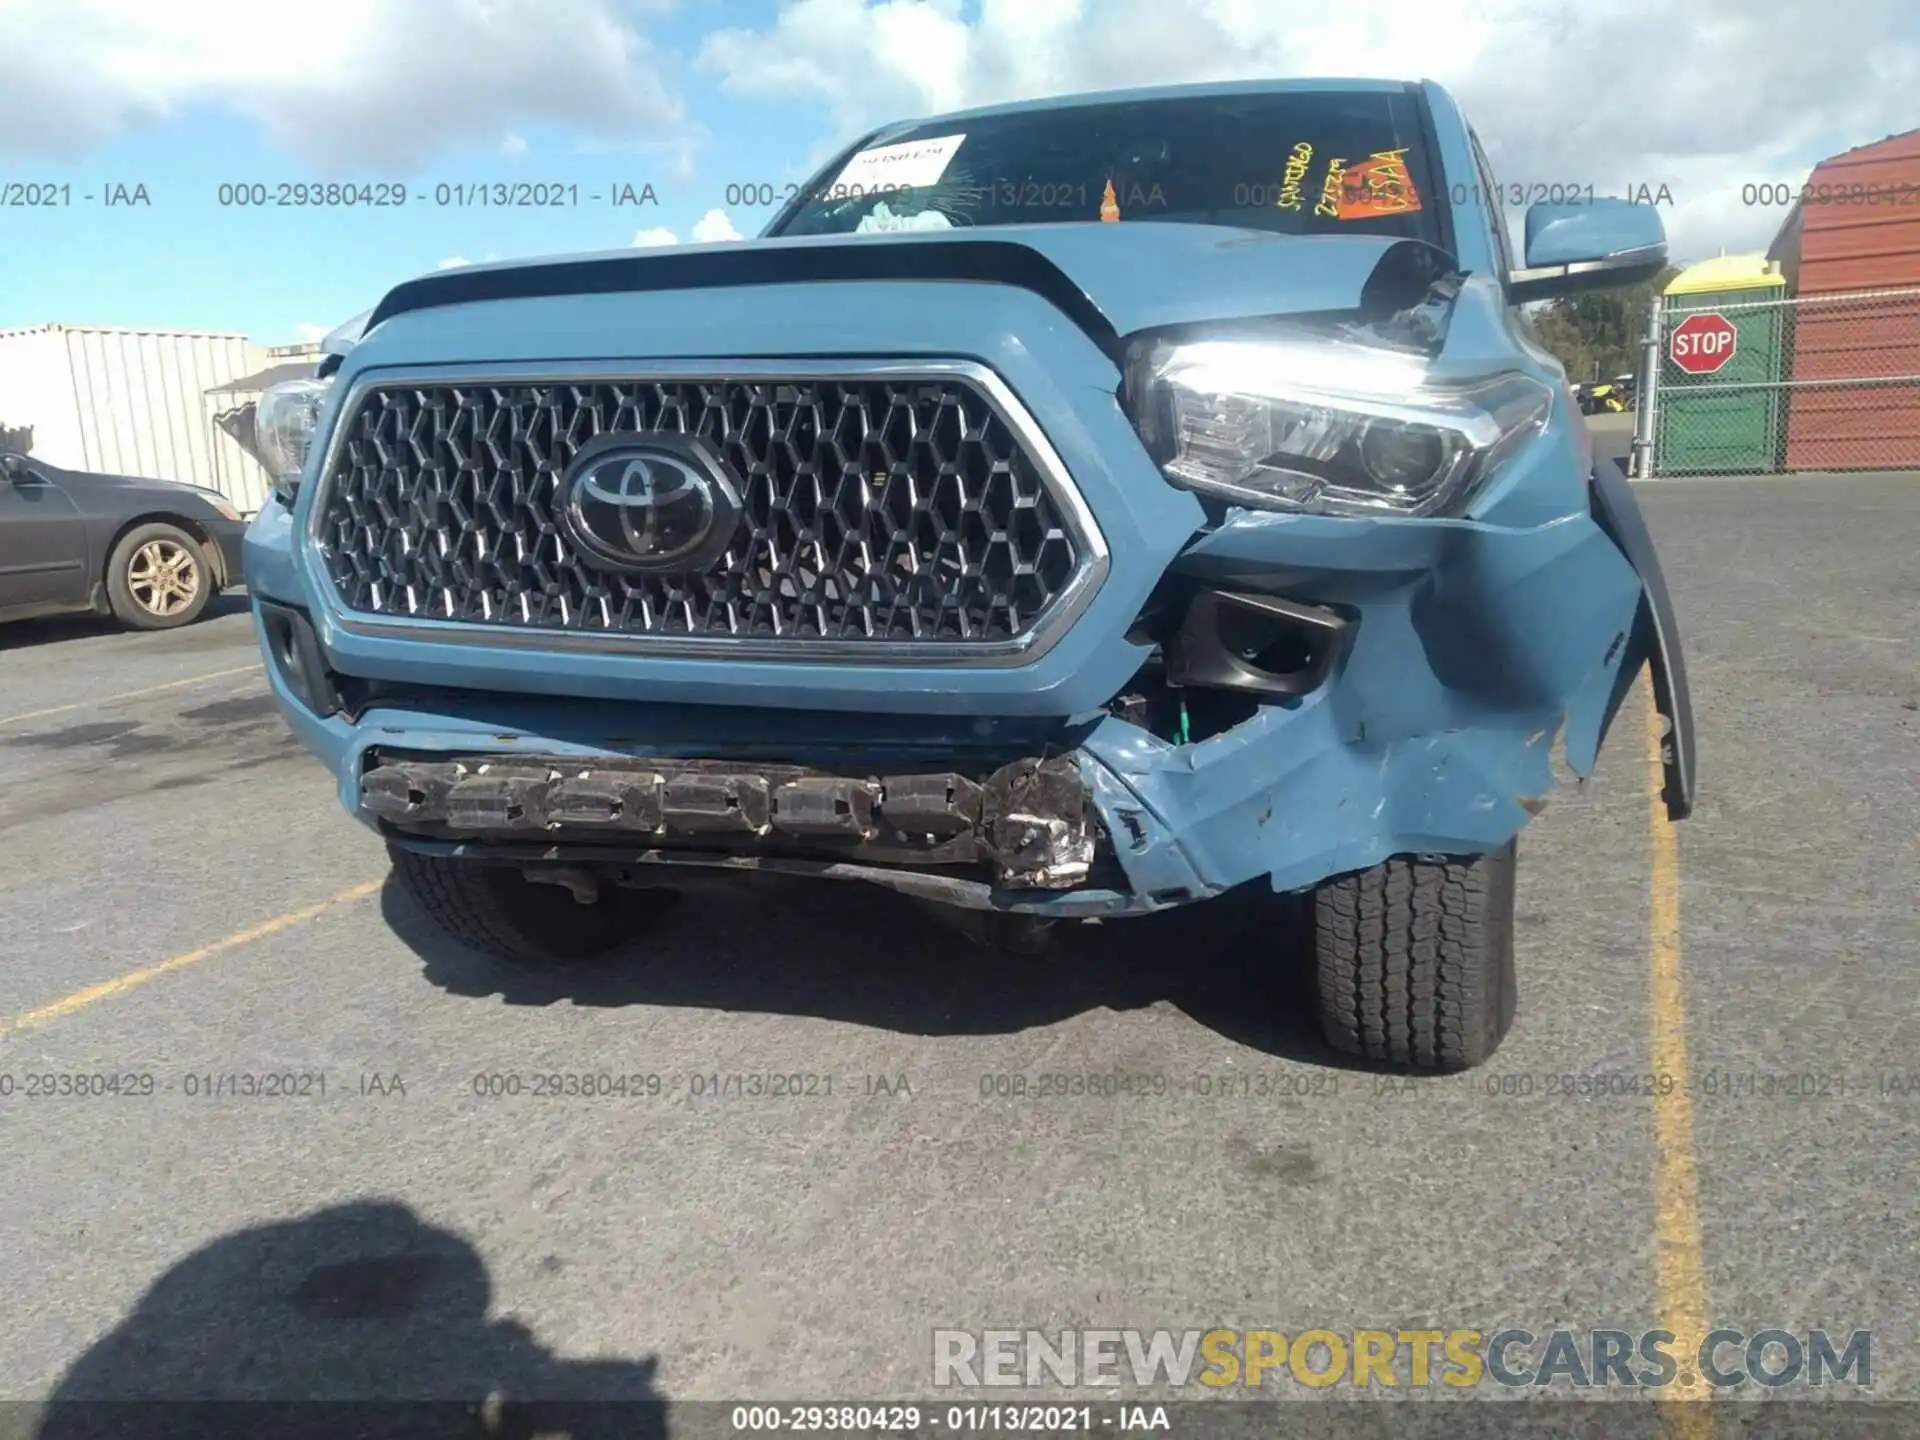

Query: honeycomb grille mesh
left=311, top=376, right=1087, bottom=648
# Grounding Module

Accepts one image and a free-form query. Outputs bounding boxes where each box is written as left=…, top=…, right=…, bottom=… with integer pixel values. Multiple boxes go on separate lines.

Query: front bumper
left=251, top=488, right=1650, bottom=914
left=359, top=749, right=1115, bottom=911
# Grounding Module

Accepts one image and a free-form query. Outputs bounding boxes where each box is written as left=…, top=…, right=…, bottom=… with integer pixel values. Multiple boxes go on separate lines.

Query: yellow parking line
left=0, top=879, right=382, bottom=1038
left=1646, top=681, right=1714, bottom=1435
left=0, top=663, right=261, bottom=729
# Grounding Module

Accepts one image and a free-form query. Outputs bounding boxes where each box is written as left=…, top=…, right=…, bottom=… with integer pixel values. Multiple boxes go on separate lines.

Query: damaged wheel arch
left=1581, top=456, right=1696, bottom=821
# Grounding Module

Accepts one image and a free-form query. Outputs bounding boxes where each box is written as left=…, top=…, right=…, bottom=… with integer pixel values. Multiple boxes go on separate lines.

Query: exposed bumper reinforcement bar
left=363, top=752, right=1102, bottom=891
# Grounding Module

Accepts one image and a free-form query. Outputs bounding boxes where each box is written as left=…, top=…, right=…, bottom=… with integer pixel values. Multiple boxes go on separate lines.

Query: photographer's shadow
left=383, top=867, right=1355, bottom=1066
left=34, top=1200, right=665, bottom=1440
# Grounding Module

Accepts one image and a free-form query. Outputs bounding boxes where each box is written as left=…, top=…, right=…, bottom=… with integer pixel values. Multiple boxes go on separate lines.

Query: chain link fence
left=1635, top=285, right=1920, bottom=477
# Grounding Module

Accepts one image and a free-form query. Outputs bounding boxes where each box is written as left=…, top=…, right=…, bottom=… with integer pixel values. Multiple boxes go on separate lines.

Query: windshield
left=769, top=89, right=1445, bottom=246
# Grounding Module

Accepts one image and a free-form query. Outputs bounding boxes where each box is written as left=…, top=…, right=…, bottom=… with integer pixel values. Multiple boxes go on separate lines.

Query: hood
left=364, top=224, right=1458, bottom=350
left=45, top=462, right=218, bottom=499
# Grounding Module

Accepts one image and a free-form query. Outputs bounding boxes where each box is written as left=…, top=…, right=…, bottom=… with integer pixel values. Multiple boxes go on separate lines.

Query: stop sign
left=1670, top=312, right=1738, bottom=375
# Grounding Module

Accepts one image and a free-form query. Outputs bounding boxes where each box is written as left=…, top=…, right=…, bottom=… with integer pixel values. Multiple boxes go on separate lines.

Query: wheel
left=387, top=845, right=679, bottom=966
left=106, top=522, right=213, bottom=630
left=1309, top=841, right=1518, bottom=1073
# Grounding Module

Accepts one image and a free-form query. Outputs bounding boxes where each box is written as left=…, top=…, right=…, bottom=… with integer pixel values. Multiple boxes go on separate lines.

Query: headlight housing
left=1132, top=333, right=1554, bottom=517
left=256, top=377, right=333, bottom=499
left=253, top=309, right=364, bottom=504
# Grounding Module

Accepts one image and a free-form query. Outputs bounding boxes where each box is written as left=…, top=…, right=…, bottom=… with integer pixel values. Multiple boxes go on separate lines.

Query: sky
left=1, top=0, right=1915, bottom=347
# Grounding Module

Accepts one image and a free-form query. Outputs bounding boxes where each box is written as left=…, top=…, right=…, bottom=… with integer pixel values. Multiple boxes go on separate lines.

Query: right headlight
left=254, top=309, right=366, bottom=503
left=256, top=377, right=334, bottom=497
left=1131, top=333, right=1554, bottom=518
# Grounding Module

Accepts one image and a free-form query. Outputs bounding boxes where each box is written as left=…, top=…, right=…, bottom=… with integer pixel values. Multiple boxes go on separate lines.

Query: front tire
left=1310, top=842, right=1518, bottom=1073
left=106, top=521, right=212, bottom=630
left=388, top=846, right=678, bottom=966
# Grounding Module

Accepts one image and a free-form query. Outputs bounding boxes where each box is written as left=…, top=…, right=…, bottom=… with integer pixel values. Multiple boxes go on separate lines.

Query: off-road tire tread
left=1312, top=843, right=1517, bottom=1073
left=388, top=845, right=672, bottom=965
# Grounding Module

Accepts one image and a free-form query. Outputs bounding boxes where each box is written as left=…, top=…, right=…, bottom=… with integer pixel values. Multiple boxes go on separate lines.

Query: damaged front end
left=251, top=195, right=1688, bottom=927
left=367, top=750, right=1103, bottom=906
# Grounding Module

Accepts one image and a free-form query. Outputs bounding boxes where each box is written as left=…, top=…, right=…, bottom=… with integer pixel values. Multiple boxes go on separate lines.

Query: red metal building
left=1767, top=128, right=1920, bottom=469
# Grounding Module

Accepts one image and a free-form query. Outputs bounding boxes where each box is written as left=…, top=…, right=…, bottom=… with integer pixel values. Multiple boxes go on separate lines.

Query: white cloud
left=632, top=211, right=746, bottom=247
left=690, top=207, right=744, bottom=242
left=0, top=0, right=687, bottom=170
left=436, top=255, right=471, bottom=269
left=501, top=133, right=529, bottom=159
left=293, top=321, right=329, bottom=343
left=570, top=129, right=706, bottom=186
left=697, top=0, right=1920, bottom=262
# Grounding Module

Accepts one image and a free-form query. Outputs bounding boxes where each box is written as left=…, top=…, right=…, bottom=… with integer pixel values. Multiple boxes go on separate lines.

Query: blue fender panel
left=241, top=498, right=302, bottom=605
left=1082, top=507, right=1646, bottom=896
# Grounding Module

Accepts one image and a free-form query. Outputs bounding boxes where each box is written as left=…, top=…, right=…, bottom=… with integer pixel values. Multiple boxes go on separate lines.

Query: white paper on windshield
left=829, top=134, right=966, bottom=193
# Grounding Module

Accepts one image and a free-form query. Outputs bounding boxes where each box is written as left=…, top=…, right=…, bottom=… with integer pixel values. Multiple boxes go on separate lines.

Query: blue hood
left=364, top=224, right=1456, bottom=347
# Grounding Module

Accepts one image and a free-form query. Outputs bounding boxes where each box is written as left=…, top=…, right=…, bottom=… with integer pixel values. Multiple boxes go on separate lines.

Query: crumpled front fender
left=1080, top=506, right=1647, bottom=896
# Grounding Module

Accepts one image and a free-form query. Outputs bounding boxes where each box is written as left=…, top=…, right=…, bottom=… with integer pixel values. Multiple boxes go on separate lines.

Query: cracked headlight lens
left=1137, top=335, right=1553, bottom=517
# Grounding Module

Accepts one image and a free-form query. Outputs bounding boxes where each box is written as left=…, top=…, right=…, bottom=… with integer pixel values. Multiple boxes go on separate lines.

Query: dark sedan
left=0, top=452, right=247, bottom=630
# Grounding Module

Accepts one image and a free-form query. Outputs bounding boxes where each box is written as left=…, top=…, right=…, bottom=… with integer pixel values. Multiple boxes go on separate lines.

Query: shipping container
left=1768, top=128, right=1920, bottom=469
left=1768, top=129, right=1920, bottom=296
left=1781, top=285, right=1920, bottom=470
left=0, top=324, right=268, bottom=507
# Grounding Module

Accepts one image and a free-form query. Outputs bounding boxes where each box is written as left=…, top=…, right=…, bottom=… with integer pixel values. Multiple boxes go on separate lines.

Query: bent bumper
left=362, top=749, right=1109, bottom=906
left=256, top=484, right=1646, bottom=913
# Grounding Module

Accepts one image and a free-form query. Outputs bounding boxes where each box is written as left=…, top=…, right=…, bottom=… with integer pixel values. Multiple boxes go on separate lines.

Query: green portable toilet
left=1655, top=256, right=1788, bottom=475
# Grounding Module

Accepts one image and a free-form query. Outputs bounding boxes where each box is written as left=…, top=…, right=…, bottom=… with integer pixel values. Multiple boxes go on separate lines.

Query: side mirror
left=0, top=452, right=29, bottom=482
left=1509, top=198, right=1668, bottom=303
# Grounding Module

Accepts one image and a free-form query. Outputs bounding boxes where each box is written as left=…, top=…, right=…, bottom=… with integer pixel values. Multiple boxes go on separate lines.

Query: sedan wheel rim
left=127, top=540, right=200, bottom=617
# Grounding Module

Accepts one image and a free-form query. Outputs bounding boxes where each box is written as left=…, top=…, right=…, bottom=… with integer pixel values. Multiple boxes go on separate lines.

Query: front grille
left=311, top=370, right=1098, bottom=656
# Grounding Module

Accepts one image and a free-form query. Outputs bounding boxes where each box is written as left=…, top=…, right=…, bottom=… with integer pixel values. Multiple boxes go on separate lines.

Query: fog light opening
left=256, top=599, right=343, bottom=718
left=1217, top=606, right=1320, bottom=679
left=1108, top=587, right=1350, bottom=747
left=1168, top=589, right=1350, bottom=702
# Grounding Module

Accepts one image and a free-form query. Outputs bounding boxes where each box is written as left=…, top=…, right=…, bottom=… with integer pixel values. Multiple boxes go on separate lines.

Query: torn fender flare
left=1588, top=456, right=1696, bottom=821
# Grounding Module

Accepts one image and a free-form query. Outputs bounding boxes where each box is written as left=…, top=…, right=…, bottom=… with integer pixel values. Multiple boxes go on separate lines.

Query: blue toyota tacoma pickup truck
left=245, top=78, right=1693, bottom=1072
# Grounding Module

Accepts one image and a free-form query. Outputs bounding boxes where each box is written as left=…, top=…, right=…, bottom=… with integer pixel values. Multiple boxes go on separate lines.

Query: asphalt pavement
left=1586, top=410, right=1636, bottom=469
left=0, top=475, right=1914, bottom=1428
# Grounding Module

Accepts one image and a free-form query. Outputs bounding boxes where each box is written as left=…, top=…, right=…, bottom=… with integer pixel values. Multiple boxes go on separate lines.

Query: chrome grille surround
left=303, top=360, right=1109, bottom=665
